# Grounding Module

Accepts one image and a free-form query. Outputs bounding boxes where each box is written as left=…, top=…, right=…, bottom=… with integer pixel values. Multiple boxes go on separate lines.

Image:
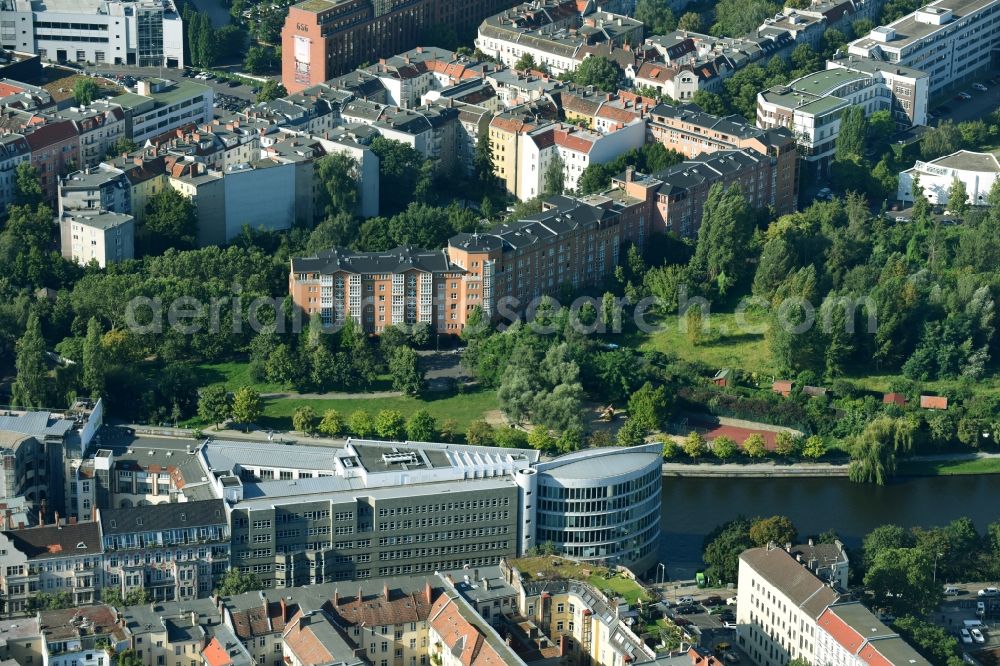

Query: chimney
left=383, top=582, right=390, bottom=600
left=625, top=166, right=634, bottom=182
left=333, top=589, right=340, bottom=606
left=358, top=587, right=363, bottom=605
left=808, top=538, right=814, bottom=547
left=38, top=510, right=44, bottom=526
left=423, top=581, right=433, bottom=605
left=482, top=577, right=490, bottom=591
left=279, top=598, right=287, bottom=623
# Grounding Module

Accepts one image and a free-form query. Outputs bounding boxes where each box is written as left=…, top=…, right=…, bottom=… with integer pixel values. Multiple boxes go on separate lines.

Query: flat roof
left=66, top=210, right=133, bottom=230
left=933, top=149, right=1000, bottom=173
left=760, top=86, right=848, bottom=116
left=852, top=0, right=998, bottom=50
left=788, top=68, right=869, bottom=97
left=534, top=444, right=662, bottom=480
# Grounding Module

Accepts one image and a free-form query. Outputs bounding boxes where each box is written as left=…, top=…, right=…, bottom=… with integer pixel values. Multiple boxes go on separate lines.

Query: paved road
left=930, top=77, right=1000, bottom=125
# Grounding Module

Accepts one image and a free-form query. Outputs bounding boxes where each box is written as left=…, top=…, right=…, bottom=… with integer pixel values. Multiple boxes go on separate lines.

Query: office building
left=280, top=0, right=519, bottom=93
left=111, top=79, right=213, bottom=144
left=846, top=0, right=1000, bottom=93
left=98, top=499, right=231, bottom=602
left=0, top=0, right=183, bottom=68
left=898, top=149, right=1000, bottom=206
left=59, top=209, right=134, bottom=267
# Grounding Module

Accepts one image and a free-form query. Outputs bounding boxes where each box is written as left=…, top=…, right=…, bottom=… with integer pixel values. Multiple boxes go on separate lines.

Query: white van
left=963, top=619, right=983, bottom=628
left=944, top=586, right=960, bottom=596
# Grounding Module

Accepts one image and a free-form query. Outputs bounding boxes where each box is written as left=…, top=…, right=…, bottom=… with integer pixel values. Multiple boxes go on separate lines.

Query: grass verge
left=897, top=457, right=1000, bottom=476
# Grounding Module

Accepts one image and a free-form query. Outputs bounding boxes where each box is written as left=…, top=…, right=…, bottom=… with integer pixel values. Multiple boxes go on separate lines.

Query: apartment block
left=58, top=166, right=132, bottom=218
left=280, top=0, right=518, bottom=93
left=0, top=520, right=103, bottom=615
left=111, top=79, right=213, bottom=144
left=360, top=46, right=497, bottom=108
left=59, top=209, right=134, bottom=268
left=757, top=60, right=927, bottom=175
left=846, top=0, right=1000, bottom=93
left=475, top=0, right=642, bottom=76
left=611, top=149, right=788, bottom=237
left=98, top=500, right=231, bottom=602
left=120, top=598, right=221, bottom=666
left=0, top=617, right=42, bottom=665
left=0, top=0, right=183, bottom=68
left=23, top=119, right=79, bottom=201
left=40, top=605, right=129, bottom=666
left=815, top=602, right=930, bottom=665
left=57, top=104, right=125, bottom=168
left=0, top=132, right=29, bottom=212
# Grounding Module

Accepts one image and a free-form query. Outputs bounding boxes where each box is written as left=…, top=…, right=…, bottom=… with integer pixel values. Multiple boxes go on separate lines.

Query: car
left=723, top=652, right=740, bottom=664
left=978, top=587, right=999, bottom=597
left=958, top=92, right=972, bottom=100
left=971, top=628, right=985, bottom=644
left=678, top=595, right=695, bottom=604
left=676, top=605, right=699, bottom=615
left=817, top=187, right=832, bottom=200
left=704, top=596, right=724, bottom=607
left=945, top=586, right=961, bottom=596
left=977, top=601, right=986, bottom=614
left=723, top=620, right=738, bottom=630
left=674, top=617, right=692, bottom=627
left=960, top=629, right=973, bottom=644
left=726, top=597, right=738, bottom=606
left=973, top=83, right=988, bottom=91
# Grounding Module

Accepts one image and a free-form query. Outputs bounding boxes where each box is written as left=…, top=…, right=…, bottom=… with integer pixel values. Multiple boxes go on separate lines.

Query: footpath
left=661, top=451, right=1000, bottom=478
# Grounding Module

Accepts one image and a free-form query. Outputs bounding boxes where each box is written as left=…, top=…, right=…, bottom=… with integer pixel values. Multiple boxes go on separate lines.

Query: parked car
left=817, top=187, right=833, bottom=200
left=972, top=83, right=988, bottom=91
left=676, top=605, right=700, bottom=615
left=978, top=587, right=999, bottom=597
left=960, top=629, right=973, bottom=644
left=971, top=628, right=985, bottom=644
left=723, top=620, right=738, bottom=630
left=958, top=92, right=972, bottom=100
left=704, top=596, right=724, bottom=607
left=977, top=601, right=986, bottom=615
left=726, top=597, right=738, bottom=606
left=678, top=595, right=695, bottom=604
left=945, top=586, right=961, bottom=596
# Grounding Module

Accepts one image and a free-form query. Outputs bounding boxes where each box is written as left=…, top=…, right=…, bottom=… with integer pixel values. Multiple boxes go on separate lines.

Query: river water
left=660, top=474, right=1000, bottom=579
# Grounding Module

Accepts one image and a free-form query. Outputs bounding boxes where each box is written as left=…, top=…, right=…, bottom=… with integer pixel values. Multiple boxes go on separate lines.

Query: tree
left=14, top=162, right=43, bottom=206
left=440, top=418, right=459, bottom=443
left=573, top=56, right=622, bottom=92
left=216, top=568, right=264, bottom=596
left=292, top=406, right=317, bottom=434
left=231, top=386, right=262, bottom=431
left=710, top=0, right=779, bottom=36
left=544, top=154, right=565, bottom=196
left=773, top=432, right=798, bottom=457
left=703, top=518, right=753, bottom=583
left=315, top=152, right=359, bottom=218
left=801, top=435, right=826, bottom=459
left=678, top=11, right=702, bottom=31
left=196, top=13, right=217, bottom=66
left=920, top=120, right=962, bottom=160
left=849, top=417, right=912, bottom=485
left=244, top=46, right=278, bottom=74
left=683, top=431, right=707, bottom=460
left=692, top=90, right=728, bottom=116
left=141, top=187, right=197, bottom=254
left=515, top=53, right=537, bottom=71
left=406, top=409, right=437, bottom=441
left=690, top=184, right=756, bottom=296
left=349, top=410, right=376, bottom=437
left=712, top=436, right=738, bottom=461
left=616, top=418, right=647, bottom=447
left=11, top=313, right=48, bottom=409
left=319, top=409, right=345, bottom=436
left=893, top=616, right=963, bottom=666
left=528, top=427, right=556, bottom=452
left=863, top=524, right=916, bottom=568
left=198, top=385, right=231, bottom=429
left=742, top=434, right=767, bottom=459
left=864, top=547, right=942, bottom=617
left=389, top=346, right=423, bottom=395
left=375, top=409, right=406, bottom=439
left=82, top=316, right=107, bottom=398
left=256, top=79, right=287, bottom=103
left=749, top=515, right=798, bottom=547
left=635, top=0, right=677, bottom=34
left=627, top=382, right=669, bottom=433
left=947, top=177, right=969, bottom=216
left=73, top=78, right=99, bottom=106
left=465, top=420, right=495, bottom=445
left=835, top=106, right=867, bottom=161
left=118, top=650, right=144, bottom=666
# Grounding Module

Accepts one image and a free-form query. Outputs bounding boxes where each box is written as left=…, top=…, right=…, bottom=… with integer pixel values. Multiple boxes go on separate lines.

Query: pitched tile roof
left=740, top=546, right=840, bottom=619
left=428, top=594, right=513, bottom=666
left=99, top=499, right=226, bottom=535
left=3, top=521, right=102, bottom=560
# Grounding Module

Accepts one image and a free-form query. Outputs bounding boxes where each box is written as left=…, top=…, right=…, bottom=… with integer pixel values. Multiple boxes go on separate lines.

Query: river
left=660, top=474, right=1000, bottom=579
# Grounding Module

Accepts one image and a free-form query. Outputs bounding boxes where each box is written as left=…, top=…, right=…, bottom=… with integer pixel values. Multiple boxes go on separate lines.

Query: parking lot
left=929, top=76, right=1000, bottom=125
left=933, top=584, right=1000, bottom=654
left=653, top=590, right=747, bottom=663
left=83, top=64, right=261, bottom=103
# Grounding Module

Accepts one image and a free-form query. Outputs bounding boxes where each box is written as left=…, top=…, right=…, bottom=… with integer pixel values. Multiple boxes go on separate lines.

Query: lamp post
left=657, top=563, right=666, bottom=585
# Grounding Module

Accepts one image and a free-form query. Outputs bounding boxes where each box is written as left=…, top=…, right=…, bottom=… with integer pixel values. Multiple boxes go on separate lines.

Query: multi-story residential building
left=0, top=617, right=42, bottom=664
left=0, top=520, right=103, bottom=615
left=119, top=598, right=221, bottom=666
left=757, top=60, right=927, bottom=175
left=23, top=119, right=79, bottom=202
left=102, top=152, right=169, bottom=222
left=815, top=602, right=930, bottom=665
left=59, top=209, right=134, bottom=267
left=846, top=0, right=1000, bottom=94
left=735, top=545, right=840, bottom=666
left=0, top=0, right=184, bottom=68
left=280, top=0, right=519, bottom=93
left=294, top=190, right=649, bottom=333
left=57, top=104, right=126, bottom=168
left=484, top=69, right=563, bottom=107
left=58, top=166, right=132, bottom=217
left=39, top=605, right=129, bottom=666
left=757, top=9, right=827, bottom=49
left=0, top=132, right=29, bottom=212
left=898, top=149, right=1000, bottom=206
left=201, top=625, right=253, bottom=666
left=98, top=500, right=230, bottom=602
left=487, top=100, right=560, bottom=195
left=611, top=149, right=792, bottom=237
left=220, top=591, right=290, bottom=666
left=789, top=539, right=850, bottom=592
left=0, top=433, right=48, bottom=510
left=111, top=79, right=213, bottom=144
left=361, top=46, right=496, bottom=109
left=475, top=0, right=642, bottom=76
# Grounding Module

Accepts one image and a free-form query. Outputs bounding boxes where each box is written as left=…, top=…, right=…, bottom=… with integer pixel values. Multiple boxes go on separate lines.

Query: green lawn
left=189, top=361, right=285, bottom=393
left=257, top=389, right=498, bottom=432
left=586, top=572, right=651, bottom=605
left=897, top=457, right=1000, bottom=476
left=633, top=310, right=777, bottom=375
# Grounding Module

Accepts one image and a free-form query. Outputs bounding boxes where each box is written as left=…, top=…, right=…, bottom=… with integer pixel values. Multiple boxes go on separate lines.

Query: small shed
left=920, top=395, right=948, bottom=410
left=712, top=368, right=732, bottom=388
left=883, top=392, right=907, bottom=406
left=772, top=380, right=793, bottom=397
left=803, top=385, right=827, bottom=398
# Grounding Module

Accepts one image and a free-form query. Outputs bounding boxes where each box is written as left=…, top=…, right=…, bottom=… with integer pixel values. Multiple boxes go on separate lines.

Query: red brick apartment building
left=281, top=0, right=519, bottom=92
left=289, top=193, right=649, bottom=333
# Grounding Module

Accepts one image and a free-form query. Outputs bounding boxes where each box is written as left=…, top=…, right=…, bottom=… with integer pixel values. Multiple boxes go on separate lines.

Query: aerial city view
left=0, top=0, right=998, bottom=660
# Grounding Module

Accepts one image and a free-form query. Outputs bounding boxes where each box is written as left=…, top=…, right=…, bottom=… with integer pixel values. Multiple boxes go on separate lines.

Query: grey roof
left=0, top=617, right=40, bottom=640
left=100, top=499, right=226, bottom=535
left=3, top=522, right=103, bottom=560
left=0, top=411, right=73, bottom=440
left=534, top=443, right=662, bottom=480
left=61, top=167, right=125, bottom=190
left=65, top=210, right=133, bottom=230
left=629, top=150, right=765, bottom=197
left=122, top=598, right=220, bottom=635
left=932, top=150, right=1000, bottom=173
left=740, top=547, right=840, bottom=619
left=291, top=245, right=463, bottom=275
left=650, top=103, right=764, bottom=140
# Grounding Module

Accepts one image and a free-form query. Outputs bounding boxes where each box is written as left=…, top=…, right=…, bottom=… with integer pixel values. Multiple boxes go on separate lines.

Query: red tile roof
left=201, top=638, right=233, bottom=666
left=818, top=607, right=864, bottom=654
left=428, top=595, right=507, bottom=666
left=882, top=392, right=907, bottom=405
left=919, top=395, right=948, bottom=410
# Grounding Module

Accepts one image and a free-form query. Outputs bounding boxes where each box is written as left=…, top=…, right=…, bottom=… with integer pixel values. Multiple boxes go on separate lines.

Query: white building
left=59, top=209, right=134, bottom=267
left=898, top=150, right=1000, bottom=206
left=0, top=0, right=183, bottom=68
left=846, top=0, right=1000, bottom=93
left=113, top=78, right=213, bottom=144
left=736, top=545, right=839, bottom=666
left=815, top=602, right=931, bottom=665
